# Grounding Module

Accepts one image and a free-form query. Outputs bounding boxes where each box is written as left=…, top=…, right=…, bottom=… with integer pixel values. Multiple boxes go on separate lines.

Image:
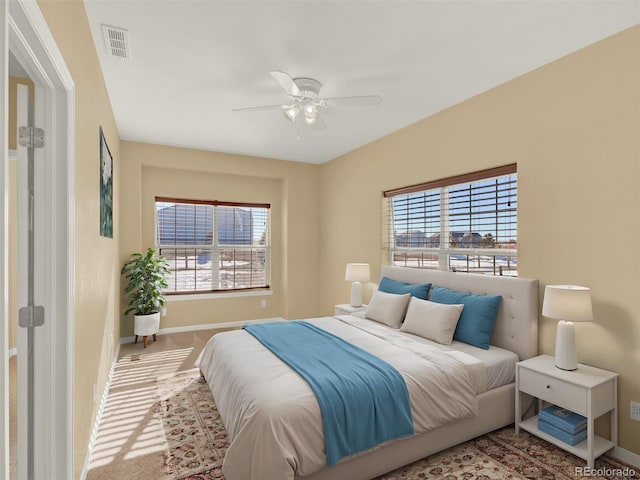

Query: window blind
left=383, top=165, right=517, bottom=276
left=155, top=197, right=270, bottom=293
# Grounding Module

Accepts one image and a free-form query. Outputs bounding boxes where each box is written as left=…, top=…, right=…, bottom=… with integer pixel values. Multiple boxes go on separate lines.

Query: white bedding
left=335, top=315, right=488, bottom=393
left=445, top=340, right=518, bottom=389
left=348, top=311, right=518, bottom=390
left=198, top=316, right=482, bottom=480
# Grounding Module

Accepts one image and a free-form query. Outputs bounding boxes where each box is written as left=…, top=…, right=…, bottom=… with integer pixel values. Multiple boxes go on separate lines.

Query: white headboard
left=380, top=266, right=539, bottom=360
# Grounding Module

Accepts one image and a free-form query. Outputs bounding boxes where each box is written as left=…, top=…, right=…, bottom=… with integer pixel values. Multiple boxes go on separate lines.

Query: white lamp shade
left=542, top=285, right=593, bottom=322
left=345, top=263, right=370, bottom=283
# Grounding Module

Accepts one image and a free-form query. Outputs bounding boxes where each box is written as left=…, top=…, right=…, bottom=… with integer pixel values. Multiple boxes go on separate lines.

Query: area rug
left=157, top=370, right=226, bottom=479
left=158, top=371, right=638, bottom=480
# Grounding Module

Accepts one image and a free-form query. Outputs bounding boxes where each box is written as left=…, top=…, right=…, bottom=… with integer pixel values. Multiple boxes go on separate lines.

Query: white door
left=2, top=1, right=75, bottom=479
left=1, top=4, right=11, bottom=478
left=15, top=81, right=29, bottom=480
left=16, top=80, right=46, bottom=480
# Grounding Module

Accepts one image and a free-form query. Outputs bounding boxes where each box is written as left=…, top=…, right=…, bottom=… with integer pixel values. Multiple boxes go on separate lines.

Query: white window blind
left=383, top=164, right=517, bottom=276
left=155, top=197, right=270, bottom=293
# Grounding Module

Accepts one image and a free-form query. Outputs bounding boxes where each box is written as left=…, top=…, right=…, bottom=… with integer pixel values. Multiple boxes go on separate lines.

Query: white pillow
left=365, top=291, right=411, bottom=328
left=400, top=297, right=464, bottom=345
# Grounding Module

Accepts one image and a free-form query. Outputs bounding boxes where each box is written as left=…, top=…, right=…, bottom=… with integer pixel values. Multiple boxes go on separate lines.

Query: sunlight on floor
left=110, top=348, right=194, bottom=389
left=88, top=347, right=195, bottom=470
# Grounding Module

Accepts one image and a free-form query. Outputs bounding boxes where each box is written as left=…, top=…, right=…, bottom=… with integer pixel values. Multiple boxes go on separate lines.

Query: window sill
left=167, top=289, right=273, bottom=302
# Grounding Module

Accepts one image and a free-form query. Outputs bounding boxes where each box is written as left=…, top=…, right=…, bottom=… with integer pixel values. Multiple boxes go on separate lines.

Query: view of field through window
left=155, top=199, right=269, bottom=293
left=388, top=172, right=517, bottom=276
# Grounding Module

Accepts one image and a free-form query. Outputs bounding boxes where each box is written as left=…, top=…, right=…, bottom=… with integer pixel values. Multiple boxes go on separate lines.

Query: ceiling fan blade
left=270, top=70, right=302, bottom=97
left=232, top=104, right=284, bottom=112
left=322, top=95, right=382, bottom=107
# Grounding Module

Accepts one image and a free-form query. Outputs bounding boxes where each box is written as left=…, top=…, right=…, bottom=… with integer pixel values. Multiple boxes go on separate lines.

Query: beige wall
left=120, top=141, right=320, bottom=336
left=36, top=1, right=121, bottom=477
left=320, top=26, right=640, bottom=455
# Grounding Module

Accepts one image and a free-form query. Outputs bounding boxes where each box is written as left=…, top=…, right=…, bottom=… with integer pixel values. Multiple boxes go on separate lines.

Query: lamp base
left=350, top=281, right=363, bottom=307
left=555, top=320, right=577, bottom=370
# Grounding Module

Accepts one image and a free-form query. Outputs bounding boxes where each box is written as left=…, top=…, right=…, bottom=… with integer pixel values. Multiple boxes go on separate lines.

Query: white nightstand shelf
left=334, top=304, right=368, bottom=316
left=515, top=354, right=617, bottom=468
left=518, top=416, right=614, bottom=460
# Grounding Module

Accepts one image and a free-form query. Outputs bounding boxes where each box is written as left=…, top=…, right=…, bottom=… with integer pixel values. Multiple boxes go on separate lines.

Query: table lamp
left=542, top=285, right=593, bottom=371
left=345, top=263, right=370, bottom=307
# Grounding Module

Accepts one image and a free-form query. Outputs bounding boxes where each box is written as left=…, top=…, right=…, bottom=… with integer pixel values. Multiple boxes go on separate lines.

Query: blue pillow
left=429, top=286, right=502, bottom=350
left=378, top=277, right=431, bottom=299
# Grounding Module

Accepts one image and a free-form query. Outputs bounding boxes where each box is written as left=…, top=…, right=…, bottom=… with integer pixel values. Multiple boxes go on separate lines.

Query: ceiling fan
left=233, top=71, right=382, bottom=137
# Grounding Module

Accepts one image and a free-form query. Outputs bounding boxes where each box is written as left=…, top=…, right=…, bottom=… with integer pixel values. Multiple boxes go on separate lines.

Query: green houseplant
left=121, top=247, right=170, bottom=347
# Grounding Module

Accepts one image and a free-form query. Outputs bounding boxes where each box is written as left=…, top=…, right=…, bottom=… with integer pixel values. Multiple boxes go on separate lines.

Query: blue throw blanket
left=244, top=321, right=414, bottom=466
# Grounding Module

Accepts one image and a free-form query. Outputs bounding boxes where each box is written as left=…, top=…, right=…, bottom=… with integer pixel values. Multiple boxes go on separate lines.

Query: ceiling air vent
left=101, top=24, right=130, bottom=60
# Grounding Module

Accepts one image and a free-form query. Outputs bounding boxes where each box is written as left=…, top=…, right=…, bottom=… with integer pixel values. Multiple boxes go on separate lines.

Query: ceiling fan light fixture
left=283, top=106, right=300, bottom=122
left=304, top=103, right=318, bottom=124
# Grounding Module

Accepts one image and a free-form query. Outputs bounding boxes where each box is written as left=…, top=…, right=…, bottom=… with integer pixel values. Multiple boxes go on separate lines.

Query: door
left=2, top=1, right=75, bottom=478
left=1, top=4, right=10, bottom=478
left=16, top=80, right=44, bottom=480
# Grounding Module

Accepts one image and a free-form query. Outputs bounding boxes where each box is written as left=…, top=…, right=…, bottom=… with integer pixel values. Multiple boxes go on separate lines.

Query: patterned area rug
left=157, top=371, right=226, bottom=479
left=157, top=372, right=638, bottom=480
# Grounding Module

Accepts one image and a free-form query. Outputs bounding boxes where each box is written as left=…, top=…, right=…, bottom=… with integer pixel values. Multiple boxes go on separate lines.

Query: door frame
left=1, top=0, right=74, bottom=478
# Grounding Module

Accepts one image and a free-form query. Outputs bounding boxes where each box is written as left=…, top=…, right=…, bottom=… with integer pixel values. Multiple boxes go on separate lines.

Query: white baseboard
left=612, top=446, right=640, bottom=469
left=119, top=317, right=286, bottom=344
left=8, top=348, right=16, bottom=358
left=79, top=343, right=121, bottom=480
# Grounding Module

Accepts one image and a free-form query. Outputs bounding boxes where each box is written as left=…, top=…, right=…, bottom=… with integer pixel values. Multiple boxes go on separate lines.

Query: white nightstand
left=334, top=304, right=368, bottom=316
left=515, top=354, right=617, bottom=468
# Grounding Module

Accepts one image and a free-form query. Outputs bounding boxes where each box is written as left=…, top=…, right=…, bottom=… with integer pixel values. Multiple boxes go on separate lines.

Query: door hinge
left=18, top=126, right=45, bottom=149
left=18, top=305, right=45, bottom=328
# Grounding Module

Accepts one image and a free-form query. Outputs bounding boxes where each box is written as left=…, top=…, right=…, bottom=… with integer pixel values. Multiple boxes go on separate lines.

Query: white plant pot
left=134, top=312, right=160, bottom=348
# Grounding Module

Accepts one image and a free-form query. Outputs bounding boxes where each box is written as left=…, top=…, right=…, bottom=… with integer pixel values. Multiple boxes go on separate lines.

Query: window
left=155, top=197, right=270, bottom=294
left=383, top=164, right=517, bottom=276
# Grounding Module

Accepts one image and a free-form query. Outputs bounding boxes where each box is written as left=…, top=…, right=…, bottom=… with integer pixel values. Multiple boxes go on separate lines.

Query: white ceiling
left=84, top=1, right=640, bottom=164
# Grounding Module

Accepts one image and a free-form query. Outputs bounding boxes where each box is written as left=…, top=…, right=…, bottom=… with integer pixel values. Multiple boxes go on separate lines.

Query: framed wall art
left=100, top=127, right=113, bottom=238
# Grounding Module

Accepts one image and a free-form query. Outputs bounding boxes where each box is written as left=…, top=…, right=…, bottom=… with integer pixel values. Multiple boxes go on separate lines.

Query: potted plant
left=121, top=247, right=171, bottom=347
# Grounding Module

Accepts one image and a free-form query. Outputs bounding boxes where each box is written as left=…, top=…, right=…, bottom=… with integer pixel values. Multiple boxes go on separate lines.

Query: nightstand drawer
left=519, top=367, right=587, bottom=414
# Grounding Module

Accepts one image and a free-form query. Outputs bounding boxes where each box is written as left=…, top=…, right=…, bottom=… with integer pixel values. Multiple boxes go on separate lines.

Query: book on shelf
left=537, top=418, right=587, bottom=446
left=539, top=405, right=587, bottom=434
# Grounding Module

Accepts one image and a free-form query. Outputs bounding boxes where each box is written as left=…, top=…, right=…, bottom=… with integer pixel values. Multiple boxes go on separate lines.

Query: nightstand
left=334, top=304, right=368, bottom=316
left=515, top=354, right=617, bottom=468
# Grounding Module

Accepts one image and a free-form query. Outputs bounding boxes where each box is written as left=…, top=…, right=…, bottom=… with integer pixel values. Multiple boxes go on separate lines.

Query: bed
left=199, top=266, right=539, bottom=480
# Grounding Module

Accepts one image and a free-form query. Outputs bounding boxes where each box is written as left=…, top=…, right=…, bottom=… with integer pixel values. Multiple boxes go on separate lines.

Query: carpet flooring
left=87, top=331, right=638, bottom=480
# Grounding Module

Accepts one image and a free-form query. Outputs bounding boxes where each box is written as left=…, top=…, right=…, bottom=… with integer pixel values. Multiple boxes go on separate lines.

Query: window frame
left=155, top=196, right=271, bottom=295
left=383, top=164, right=517, bottom=276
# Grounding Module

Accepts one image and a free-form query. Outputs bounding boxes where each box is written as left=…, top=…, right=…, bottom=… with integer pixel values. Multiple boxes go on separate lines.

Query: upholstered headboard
left=380, top=266, right=539, bottom=360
